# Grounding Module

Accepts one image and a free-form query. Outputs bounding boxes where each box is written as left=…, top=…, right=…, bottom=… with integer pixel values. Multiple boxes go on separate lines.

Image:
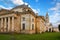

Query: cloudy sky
left=0, top=0, right=60, bottom=27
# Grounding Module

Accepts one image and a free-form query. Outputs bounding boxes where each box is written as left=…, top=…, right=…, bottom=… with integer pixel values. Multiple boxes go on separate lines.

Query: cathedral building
left=45, top=12, right=52, bottom=32
left=0, top=4, right=52, bottom=34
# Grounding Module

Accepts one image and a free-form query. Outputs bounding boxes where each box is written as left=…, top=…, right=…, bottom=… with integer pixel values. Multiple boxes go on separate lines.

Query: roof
left=36, top=16, right=45, bottom=21
left=0, top=8, right=36, bottom=17
left=0, top=9, right=10, bottom=14
left=12, top=4, right=29, bottom=9
left=11, top=4, right=36, bottom=17
left=0, top=9, right=17, bottom=15
left=11, top=4, right=33, bottom=12
left=0, top=5, right=46, bottom=19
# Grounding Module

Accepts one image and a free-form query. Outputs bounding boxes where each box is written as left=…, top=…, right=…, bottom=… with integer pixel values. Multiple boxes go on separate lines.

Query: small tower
left=45, top=12, right=49, bottom=23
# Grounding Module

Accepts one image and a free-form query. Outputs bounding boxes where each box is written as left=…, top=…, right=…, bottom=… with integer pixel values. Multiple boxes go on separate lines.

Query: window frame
left=22, top=17, right=25, bottom=21
left=32, top=18, right=34, bottom=22
left=22, top=23, right=25, bottom=30
left=32, top=24, right=34, bottom=30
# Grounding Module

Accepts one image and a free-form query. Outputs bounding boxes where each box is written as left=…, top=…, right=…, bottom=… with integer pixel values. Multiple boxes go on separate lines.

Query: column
left=4, top=18, right=7, bottom=32
left=8, top=17, right=10, bottom=32
left=0, top=20, right=1, bottom=32
left=12, top=17, right=14, bottom=32
left=1, top=18, right=3, bottom=32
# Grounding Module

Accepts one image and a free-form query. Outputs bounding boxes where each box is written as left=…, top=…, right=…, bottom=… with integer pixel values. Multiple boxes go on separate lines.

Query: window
left=32, top=24, right=34, bottom=30
left=23, top=17, right=25, bottom=21
left=22, top=23, right=25, bottom=30
left=32, top=18, right=34, bottom=22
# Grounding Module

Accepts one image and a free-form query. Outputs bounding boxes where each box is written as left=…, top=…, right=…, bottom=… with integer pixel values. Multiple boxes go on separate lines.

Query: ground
left=0, top=32, right=60, bottom=40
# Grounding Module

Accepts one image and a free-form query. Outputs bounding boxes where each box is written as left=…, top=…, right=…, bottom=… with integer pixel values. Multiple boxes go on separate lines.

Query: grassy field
left=0, top=32, right=60, bottom=40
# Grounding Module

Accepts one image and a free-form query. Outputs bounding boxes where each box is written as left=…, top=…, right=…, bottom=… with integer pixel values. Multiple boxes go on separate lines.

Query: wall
left=20, top=14, right=35, bottom=34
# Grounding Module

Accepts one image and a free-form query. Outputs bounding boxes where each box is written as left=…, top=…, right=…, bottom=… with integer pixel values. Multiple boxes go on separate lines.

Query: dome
left=11, top=4, right=33, bottom=12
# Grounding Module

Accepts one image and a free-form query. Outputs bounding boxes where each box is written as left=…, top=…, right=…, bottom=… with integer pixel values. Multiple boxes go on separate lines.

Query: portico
left=0, top=14, right=16, bottom=33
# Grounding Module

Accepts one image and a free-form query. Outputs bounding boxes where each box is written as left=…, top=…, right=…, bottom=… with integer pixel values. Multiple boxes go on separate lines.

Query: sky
left=0, top=0, right=60, bottom=27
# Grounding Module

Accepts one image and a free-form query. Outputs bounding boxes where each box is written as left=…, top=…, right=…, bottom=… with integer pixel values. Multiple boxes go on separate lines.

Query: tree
left=58, top=24, right=60, bottom=31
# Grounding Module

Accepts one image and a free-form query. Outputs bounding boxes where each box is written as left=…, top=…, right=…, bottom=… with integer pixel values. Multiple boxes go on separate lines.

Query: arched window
left=22, top=23, right=25, bottom=30
left=32, top=24, right=34, bottom=30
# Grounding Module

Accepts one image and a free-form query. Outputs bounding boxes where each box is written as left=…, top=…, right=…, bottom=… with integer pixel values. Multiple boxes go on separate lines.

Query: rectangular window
left=23, top=17, right=25, bottom=21
left=32, top=24, right=34, bottom=30
left=32, top=18, right=34, bottom=22
left=22, top=23, right=25, bottom=30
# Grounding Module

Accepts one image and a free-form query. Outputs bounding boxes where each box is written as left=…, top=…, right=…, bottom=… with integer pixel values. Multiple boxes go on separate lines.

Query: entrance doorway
left=49, top=28, right=51, bottom=32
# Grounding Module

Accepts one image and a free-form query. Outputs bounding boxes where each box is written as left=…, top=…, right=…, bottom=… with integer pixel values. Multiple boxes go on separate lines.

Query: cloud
left=0, top=5, right=12, bottom=10
left=11, top=0, right=40, bottom=13
left=32, top=9, right=40, bottom=13
left=28, top=5, right=40, bottom=13
left=49, top=7, right=57, bottom=11
left=0, top=0, right=40, bottom=13
left=50, top=13, right=60, bottom=27
left=49, top=2, right=60, bottom=11
left=51, top=0, right=56, bottom=4
left=50, top=13, right=60, bottom=23
left=11, top=0, right=28, bottom=5
left=51, top=0, right=60, bottom=4
left=0, top=0, right=26, bottom=9
left=49, top=2, right=60, bottom=27
left=35, top=0, right=39, bottom=2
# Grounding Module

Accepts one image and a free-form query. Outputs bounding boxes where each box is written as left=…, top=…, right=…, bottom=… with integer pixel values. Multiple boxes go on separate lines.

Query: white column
left=1, top=18, right=3, bottom=32
left=8, top=17, right=10, bottom=32
left=4, top=18, right=7, bottom=32
left=12, top=17, right=14, bottom=32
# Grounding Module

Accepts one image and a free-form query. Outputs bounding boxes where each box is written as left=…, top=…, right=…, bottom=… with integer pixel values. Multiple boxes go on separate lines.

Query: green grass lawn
left=0, top=32, right=60, bottom=40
